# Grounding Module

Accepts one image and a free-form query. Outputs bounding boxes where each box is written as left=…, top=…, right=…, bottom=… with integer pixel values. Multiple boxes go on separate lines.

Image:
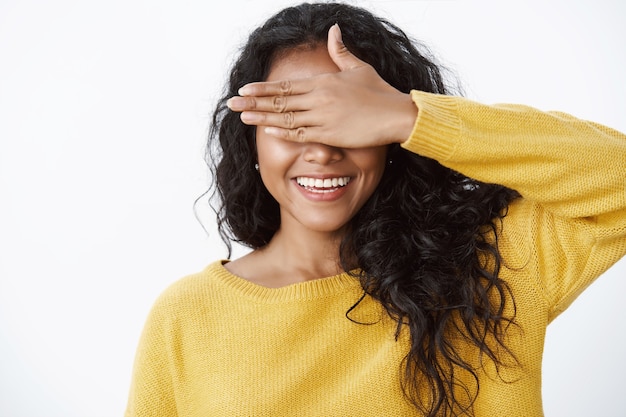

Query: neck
left=225, top=216, right=355, bottom=288
left=263, top=224, right=344, bottom=281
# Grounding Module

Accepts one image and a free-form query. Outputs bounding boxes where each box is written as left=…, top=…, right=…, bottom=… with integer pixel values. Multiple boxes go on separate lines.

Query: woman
left=125, top=2, right=626, bottom=416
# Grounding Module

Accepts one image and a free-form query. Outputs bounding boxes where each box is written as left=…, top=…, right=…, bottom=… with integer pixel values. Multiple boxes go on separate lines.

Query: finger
left=226, top=96, right=257, bottom=112
left=237, top=77, right=312, bottom=97
left=240, top=109, right=316, bottom=130
left=327, top=24, right=368, bottom=71
left=227, top=94, right=309, bottom=113
left=263, top=126, right=310, bottom=143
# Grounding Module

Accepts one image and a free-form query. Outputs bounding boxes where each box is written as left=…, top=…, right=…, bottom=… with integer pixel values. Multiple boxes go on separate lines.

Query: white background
left=0, top=1, right=624, bottom=416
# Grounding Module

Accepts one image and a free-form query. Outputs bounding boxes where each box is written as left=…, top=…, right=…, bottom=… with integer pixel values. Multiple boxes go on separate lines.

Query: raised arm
left=227, top=23, right=626, bottom=318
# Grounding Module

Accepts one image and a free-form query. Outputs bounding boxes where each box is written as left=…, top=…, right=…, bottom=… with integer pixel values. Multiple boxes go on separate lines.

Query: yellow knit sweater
left=125, top=91, right=626, bottom=416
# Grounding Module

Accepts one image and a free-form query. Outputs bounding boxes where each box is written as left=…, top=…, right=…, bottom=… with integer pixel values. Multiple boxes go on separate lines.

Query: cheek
left=354, top=147, right=388, bottom=180
left=255, top=132, right=302, bottom=185
left=256, top=132, right=287, bottom=165
left=344, top=148, right=388, bottom=209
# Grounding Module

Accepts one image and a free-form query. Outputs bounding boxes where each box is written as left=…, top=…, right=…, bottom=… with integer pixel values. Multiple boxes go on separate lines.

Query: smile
left=295, top=176, right=351, bottom=193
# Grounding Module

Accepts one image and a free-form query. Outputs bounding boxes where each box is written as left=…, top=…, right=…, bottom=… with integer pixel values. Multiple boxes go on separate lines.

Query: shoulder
left=147, top=260, right=229, bottom=318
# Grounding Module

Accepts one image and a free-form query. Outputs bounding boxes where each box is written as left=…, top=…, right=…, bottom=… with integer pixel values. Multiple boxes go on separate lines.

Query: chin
left=299, top=218, right=351, bottom=235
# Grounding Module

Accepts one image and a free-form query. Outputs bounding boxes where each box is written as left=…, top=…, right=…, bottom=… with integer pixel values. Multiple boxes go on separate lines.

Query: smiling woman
left=123, top=2, right=626, bottom=417
left=1, top=1, right=625, bottom=417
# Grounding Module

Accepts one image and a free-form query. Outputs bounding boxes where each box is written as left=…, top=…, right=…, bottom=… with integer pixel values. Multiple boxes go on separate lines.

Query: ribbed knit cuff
left=401, top=90, right=462, bottom=162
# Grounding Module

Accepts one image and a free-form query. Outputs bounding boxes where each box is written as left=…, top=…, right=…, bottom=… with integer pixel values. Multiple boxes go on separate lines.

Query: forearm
left=403, top=90, right=626, bottom=220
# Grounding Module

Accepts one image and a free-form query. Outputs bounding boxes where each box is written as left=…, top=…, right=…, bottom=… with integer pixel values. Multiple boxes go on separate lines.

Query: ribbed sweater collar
left=205, top=260, right=362, bottom=303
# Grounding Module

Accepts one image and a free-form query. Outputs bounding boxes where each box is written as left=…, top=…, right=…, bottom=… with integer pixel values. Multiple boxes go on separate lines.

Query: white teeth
left=296, top=176, right=351, bottom=189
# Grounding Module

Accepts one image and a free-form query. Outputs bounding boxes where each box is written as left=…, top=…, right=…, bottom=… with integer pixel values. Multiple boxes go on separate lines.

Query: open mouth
left=295, top=176, right=351, bottom=193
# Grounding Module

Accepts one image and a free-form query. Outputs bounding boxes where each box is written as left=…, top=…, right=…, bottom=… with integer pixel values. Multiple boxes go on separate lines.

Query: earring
left=254, top=163, right=259, bottom=171
left=387, top=159, right=393, bottom=165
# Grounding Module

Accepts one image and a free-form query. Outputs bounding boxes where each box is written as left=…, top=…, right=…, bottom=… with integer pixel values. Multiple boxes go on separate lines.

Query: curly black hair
left=206, top=2, right=521, bottom=416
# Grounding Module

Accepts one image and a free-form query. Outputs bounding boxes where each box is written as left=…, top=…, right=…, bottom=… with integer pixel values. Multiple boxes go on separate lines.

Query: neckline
left=207, top=260, right=362, bottom=303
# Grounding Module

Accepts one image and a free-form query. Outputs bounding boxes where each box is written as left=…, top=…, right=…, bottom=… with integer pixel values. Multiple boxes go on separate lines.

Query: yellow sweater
left=125, top=92, right=626, bottom=416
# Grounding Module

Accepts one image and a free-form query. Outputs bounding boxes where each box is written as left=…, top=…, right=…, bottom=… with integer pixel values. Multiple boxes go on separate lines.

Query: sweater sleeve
left=125, top=291, right=180, bottom=417
left=403, top=90, right=626, bottom=320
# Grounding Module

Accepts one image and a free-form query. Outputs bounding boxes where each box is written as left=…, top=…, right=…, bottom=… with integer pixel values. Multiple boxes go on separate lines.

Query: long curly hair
left=206, top=2, right=521, bottom=416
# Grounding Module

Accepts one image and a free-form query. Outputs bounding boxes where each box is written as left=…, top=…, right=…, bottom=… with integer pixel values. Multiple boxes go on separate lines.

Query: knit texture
left=126, top=91, right=626, bottom=416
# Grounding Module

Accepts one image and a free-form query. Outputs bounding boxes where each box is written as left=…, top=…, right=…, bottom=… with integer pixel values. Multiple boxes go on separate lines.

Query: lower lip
left=292, top=179, right=351, bottom=202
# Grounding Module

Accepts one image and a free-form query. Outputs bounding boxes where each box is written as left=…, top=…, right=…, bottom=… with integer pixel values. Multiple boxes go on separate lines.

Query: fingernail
left=332, top=23, right=343, bottom=43
left=238, top=85, right=251, bottom=96
left=240, top=112, right=261, bottom=124
left=227, top=96, right=245, bottom=111
left=264, top=126, right=280, bottom=137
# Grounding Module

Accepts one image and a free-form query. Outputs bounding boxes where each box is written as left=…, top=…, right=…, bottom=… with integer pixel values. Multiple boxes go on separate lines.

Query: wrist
left=386, top=92, right=418, bottom=144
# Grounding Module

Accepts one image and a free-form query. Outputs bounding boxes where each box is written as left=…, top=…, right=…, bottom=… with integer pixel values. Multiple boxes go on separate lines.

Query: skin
left=225, top=25, right=418, bottom=287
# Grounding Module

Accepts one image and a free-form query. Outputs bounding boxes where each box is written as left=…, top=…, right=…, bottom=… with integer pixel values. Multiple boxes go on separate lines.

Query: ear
left=327, top=24, right=367, bottom=71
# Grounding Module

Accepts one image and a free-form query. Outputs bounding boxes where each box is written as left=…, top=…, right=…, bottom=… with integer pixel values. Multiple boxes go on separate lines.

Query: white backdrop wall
left=0, top=1, right=624, bottom=416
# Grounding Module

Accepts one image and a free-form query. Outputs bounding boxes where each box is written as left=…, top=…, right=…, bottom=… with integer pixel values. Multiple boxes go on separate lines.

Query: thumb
left=327, top=24, right=366, bottom=71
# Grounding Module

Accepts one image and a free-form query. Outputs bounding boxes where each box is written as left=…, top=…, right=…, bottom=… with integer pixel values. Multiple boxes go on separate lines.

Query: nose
left=302, top=142, right=344, bottom=165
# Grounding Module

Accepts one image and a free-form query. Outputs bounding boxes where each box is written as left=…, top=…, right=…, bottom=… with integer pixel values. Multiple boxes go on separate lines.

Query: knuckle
left=295, top=127, right=307, bottom=143
left=272, top=96, right=287, bottom=113
left=244, top=97, right=257, bottom=109
left=283, top=111, right=295, bottom=128
left=279, top=80, right=292, bottom=95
